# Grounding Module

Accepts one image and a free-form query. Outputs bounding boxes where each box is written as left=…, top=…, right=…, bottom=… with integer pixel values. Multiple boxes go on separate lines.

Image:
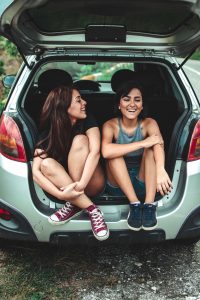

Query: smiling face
left=67, top=89, right=87, bottom=124
left=119, top=88, right=143, bottom=120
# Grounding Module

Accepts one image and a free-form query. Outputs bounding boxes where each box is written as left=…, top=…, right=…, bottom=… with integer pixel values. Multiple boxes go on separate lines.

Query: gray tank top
left=116, top=118, right=144, bottom=168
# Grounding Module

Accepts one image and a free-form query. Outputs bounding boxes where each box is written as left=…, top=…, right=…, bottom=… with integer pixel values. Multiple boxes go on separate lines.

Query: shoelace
left=90, top=208, right=106, bottom=231
left=57, top=202, right=73, bottom=218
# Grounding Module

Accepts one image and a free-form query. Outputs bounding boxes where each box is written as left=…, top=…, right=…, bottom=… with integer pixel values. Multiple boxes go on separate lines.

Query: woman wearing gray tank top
left=102, top=80, right=172, bottom=231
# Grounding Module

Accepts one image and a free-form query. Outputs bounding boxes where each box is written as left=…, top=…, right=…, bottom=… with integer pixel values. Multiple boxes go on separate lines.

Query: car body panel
left=1, top=0, right=200, bottom=245
left=1, top=154, right=200, bottom=242
left=1, top=0, right=200, bottom=56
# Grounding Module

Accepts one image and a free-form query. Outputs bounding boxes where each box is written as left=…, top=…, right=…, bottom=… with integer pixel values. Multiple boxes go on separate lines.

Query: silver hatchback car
left=0, top=0, right=200, bottom=245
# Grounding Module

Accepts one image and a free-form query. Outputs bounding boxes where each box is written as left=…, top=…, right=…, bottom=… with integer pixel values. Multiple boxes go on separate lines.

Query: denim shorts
left=106, top=167, right=146, bottom=201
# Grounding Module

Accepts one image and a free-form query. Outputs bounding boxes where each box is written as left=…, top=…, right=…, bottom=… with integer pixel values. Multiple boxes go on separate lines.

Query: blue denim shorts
left=106, top=167, right=146, bottom=201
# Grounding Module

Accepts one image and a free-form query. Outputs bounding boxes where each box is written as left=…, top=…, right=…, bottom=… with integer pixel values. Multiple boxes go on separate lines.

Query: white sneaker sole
left=48, top=210, right=82, bottom=225
left=92, top=228, right=110, bottom=241
left=127, top=224, right=142, bottom=231
left=142, top=223, right=158, bottom=231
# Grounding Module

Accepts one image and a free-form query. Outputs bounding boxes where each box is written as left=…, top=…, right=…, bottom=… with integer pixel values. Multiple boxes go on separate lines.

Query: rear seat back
left=24, top=69, right=73, bottom=127
left=81, top=91, right=116, bottom=127
left=81, top=69, right=179, bottom=154
left=74, top=80, right=101, bottom=91
left=136, top=70, right=179, bottom=150
left=25, top=68, right=179, bottom=155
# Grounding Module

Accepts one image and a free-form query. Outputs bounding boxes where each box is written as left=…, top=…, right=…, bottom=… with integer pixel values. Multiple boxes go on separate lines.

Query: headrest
left=111, top=69, right=165, bottom=97
left=38, top=69, right=73, bottom=94
left=73, top=80, right=101, bottom=91
left=136, top=70, right=164, bottom=97
left=111, top=69, right=137, bottom=92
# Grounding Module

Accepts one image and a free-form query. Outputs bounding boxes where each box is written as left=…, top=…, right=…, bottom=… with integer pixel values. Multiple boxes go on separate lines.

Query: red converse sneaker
left=86, top=205, right=109, bottom=241
left=48, top=202, right=82, bottom=225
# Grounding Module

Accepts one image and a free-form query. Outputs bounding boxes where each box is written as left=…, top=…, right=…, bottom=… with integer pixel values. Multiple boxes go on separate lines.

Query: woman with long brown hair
left=32, top=86, right=109, bottom=241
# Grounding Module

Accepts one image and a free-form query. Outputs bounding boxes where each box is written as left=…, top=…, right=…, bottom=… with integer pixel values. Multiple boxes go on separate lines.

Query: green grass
left=0, top=243, right=77, bottom=300
left=0, top=241, right=120, bottom=300
left=191, top=50, right=200, bottom=60
left=0, top=98, right=7, bottom=114
left=0, top=102, right=4, bottom=114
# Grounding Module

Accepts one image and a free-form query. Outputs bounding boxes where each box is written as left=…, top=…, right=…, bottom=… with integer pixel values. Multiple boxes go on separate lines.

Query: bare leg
left=106, top=157, right=139, bottom=202
left=41, top=158, right=73, bottom=189
left=41, top=157, right=92, bottom=209
left=138, top=148, right=157, bottom=203
left=85, top=166, right=105, bottom=197
left=68, top=135, right=88, bottom=180
left=41, top=137, right=109, bottom=238
left=68, top=135, right=105, bottom=197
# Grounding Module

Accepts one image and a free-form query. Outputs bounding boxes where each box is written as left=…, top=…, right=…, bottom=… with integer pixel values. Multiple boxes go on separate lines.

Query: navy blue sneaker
left=142, top=203, right=158, bottom=230
left=127, top=202, right=142, bottom=231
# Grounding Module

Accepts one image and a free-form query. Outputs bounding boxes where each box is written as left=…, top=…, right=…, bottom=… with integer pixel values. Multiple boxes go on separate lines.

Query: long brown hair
left=36, top=86, right=77, bottom=164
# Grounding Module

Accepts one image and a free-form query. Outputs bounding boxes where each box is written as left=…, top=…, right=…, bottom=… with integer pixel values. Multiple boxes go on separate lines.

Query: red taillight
left=0, top=114, right=27, bottom=162
left=0, top=208, right=12, bottom=221
left=187, top=120, right=200, bottom=161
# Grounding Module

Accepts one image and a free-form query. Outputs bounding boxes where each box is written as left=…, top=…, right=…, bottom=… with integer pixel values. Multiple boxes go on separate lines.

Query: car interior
left=24, top=62, right=184, bottom=149
left=22, top=60, right=186, bottom=205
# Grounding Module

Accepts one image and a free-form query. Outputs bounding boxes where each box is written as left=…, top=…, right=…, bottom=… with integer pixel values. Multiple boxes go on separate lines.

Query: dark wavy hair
left=114, top=80, right=145, bottom=119
left=36, top=86, right=81, bottom=165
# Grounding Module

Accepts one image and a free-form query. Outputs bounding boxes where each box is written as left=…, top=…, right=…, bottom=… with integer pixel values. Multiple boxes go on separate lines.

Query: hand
left=143, top=135, right=163, bottom=149
left=156, top=168, right=173, bottom=196
left=60, top=182, right=84, bottom=200
left=74, top=181, right=86, bottom=192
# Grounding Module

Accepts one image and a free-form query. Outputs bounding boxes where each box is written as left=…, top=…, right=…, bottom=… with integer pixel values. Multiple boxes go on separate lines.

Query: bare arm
left=101, top=120, right=163, bottom=159
left=75, top=127, right=101, bottom=191
left=146, top=118, right=165, bottom=167
left=146, top=119, right=173, bottom=195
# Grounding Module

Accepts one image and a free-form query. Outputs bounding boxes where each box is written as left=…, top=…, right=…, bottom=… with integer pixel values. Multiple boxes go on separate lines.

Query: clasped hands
left=59, top=181, right=85, bottom=200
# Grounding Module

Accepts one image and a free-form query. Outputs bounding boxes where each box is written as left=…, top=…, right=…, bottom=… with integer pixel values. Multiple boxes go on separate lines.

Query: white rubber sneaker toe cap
left=48, top=214, right=59, bottom=223
left=97, top=230, right=107, bottom=237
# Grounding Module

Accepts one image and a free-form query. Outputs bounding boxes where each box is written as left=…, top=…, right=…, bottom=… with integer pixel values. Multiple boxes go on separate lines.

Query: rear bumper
left=50, top=229, right=166, bottom=246
left=0, top=201, right=37, bottom=242
left=1, top=157, right=200, bottom=244
left=176, top=205, right=200, bottom=241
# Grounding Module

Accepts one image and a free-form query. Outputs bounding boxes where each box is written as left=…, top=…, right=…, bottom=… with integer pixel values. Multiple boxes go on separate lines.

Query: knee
left=40, top=158, right=56, bottom=176
left=143, top=148, right=154, bottom=159
left=70, top=135, right=89, bottom=154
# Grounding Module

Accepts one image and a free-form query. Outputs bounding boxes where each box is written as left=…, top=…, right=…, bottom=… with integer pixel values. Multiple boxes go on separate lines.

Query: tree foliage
left=0, top=36, right=19, bottom=58
left=0, top=61, right=4, bottom=76
left=0, top=37, right=21, bottom=106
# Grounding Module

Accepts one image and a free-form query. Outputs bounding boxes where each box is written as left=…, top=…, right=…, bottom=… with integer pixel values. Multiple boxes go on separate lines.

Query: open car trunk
left=1, top=0, right=200, bottom=57
left=19, top=56, right=190, bottom=214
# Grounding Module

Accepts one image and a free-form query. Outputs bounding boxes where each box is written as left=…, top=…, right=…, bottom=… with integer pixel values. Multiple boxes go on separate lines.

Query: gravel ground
left=76, top=241, right=200, bottom=300
left=1, top=239, right=200, bottom=299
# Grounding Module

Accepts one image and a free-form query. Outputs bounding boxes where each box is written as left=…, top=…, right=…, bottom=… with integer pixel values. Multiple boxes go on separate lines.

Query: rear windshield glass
left=27, top=0, right=193, bottom=35
left=37, top=62, right=134, bottom=82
